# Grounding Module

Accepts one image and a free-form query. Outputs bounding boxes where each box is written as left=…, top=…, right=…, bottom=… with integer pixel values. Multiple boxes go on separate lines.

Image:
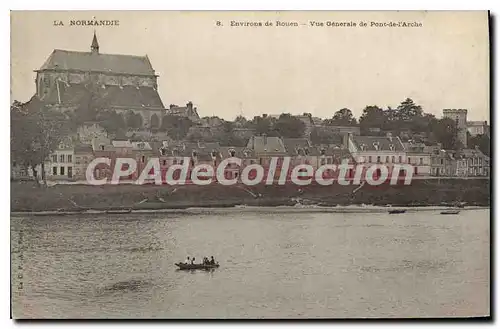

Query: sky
left=10, top=11, right=490, bottom=122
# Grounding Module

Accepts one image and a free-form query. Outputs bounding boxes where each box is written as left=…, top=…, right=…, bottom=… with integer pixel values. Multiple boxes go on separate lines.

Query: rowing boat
left=105, top=208, right=132, bottom=214
left=440, top=210, right=460, bottom=215
left=175, top=263, right=220, bottom=270
left=388, top=209, right=406, bottom=214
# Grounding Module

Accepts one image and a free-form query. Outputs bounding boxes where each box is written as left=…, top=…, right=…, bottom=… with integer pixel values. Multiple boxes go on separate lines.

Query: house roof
left=247, top=136, right=286, bottom=153
left=218, top=146, right=256, bottom=158
left=74, top=144, right=93, bottom=153
left=39, top=49, right=155, bottom=76
left=112, top=140, right=133, bottom=148
left=460, top=148, right=486, bottom=158
left=43, top=82, right=165, bottom=109
left=351, top=135, right=405, bottom=152
left=282, top=138, right=319, bottom=156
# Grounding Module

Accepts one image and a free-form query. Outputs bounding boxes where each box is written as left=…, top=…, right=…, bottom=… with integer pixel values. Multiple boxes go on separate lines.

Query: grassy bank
left=10, top=179, right=490, bottom=212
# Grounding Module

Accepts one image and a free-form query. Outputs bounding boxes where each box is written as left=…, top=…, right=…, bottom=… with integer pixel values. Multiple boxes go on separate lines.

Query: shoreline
left=11, top=178, right=490, bottom=214
left=11, top=204, right=490, bottom=217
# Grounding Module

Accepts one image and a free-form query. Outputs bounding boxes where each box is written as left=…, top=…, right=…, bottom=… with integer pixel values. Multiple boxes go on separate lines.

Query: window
left=377, top=156, right=381, bottom=163
left=419, top=158, right=423, bottom=165
left=52, top=155, right=57, bottom=163
left=67, top=155, right=72, bottom=163
left=327, top=158, right=333, bottom=164
left=386, top=156, right=389, bottom=163
left=368, top=156, right=372, bottom=163
left=321, top=158, right=326, bottom=165
left=59, top=154, right=65, bottom=163
left=180, top=160, right=184, bottom=165
left=162, top=160, right=166, bottom=166
left=60, top=167, right=65, bottom=175
left=399, top=156, right=402, bottom=163
left=100, top=145, right=105, bottom=151
left=52, top=167, right=57, bottom=175
left=75, top=157, right=81, bottom=165
left=408, top=157, right=411, bottom=164
left=141, top=156, right=145, bottom=163
left=173, top=159, right=177, bottom=165
left=68, top=167, right=72, bottom=178
left=440, top=159, right=444, bottom=165
left=391, top=156, right=395, bottom=163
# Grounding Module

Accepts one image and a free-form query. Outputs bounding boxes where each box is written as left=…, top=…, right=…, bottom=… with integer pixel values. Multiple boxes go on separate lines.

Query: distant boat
left=440, top=210, right=460, bottom=215
left=175, top=263, right=220, bottom=270
left=388, top=209, right=406, bottom=214
left=105, top=208, right=132, bottom=214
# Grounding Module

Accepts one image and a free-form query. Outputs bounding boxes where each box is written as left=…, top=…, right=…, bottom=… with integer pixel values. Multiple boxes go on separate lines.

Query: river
left=11, top=208, right=490, bottom=318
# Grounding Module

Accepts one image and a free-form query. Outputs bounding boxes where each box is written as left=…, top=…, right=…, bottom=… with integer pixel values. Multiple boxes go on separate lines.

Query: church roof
left=38, top=49, right=155, bottom=76
left=43, top=82, right=165, bottom=109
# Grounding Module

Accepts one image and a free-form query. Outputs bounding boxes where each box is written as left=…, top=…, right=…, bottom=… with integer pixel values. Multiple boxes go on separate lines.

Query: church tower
left=91, top=31, right=99, bottom=54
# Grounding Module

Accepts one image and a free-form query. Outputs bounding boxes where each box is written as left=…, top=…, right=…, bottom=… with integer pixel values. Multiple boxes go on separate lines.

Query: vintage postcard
left=10, top=11, right=490, bottom=319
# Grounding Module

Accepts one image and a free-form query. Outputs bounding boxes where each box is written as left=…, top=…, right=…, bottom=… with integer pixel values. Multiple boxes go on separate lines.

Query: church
left=35, top=32, right=166, bottom=128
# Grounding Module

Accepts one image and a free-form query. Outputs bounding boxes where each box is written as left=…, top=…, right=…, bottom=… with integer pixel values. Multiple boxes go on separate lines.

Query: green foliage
left=96, top=110, right=126, bottom=135
left=310, top=128, right=342, bottom=145
left=468, top=133, right=490, bottom=156
left=160, top=115, right=194, bottom=139
left=11, top=97, right=71, bottom=183
left=324, top=108, right=357, bottom=126
left=125, top=111, right=143, bottom=129
left=429, top=118, right=463, bottom=150
left=273, top=113, right=306, bottom=138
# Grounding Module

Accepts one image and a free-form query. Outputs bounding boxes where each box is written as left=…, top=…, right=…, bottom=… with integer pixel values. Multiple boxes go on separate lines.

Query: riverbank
left=11, top=178, right=490, bottom=213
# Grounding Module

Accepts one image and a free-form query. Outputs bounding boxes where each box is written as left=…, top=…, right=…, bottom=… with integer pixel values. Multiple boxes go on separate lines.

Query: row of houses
left=12, top=132, right=490, bottom=182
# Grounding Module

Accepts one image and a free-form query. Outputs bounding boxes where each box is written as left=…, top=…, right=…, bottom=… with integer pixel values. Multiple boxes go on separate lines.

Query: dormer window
left=192, top=150, right=198, bottom=157
left=373, top=142, right=379, bottom=151
left=211, top=150, right=218, bottom=158
left=360, top=144, right=366, bottom=151
left=229, top=149, right=236, bottom=157
left=320, top=148, right=326, bottom=156
left=304, top=148, right=309, bottom=155
left=100, top=145, right=104, bottom=151
left=389, top=144, right=394, bottom=151
left=160, top=148, right=166, bottom=156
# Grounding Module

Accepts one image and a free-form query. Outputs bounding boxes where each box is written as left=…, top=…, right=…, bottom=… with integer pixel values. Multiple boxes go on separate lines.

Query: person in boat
left=185, top=256, right=190, bottom=264
left=191, top=257, right=195, bottom=265
left=210, top=256, right=215, bottom=265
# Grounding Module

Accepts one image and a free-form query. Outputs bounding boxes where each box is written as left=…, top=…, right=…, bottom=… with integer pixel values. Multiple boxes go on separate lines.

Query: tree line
left=11, top=95, right=490, bottom=185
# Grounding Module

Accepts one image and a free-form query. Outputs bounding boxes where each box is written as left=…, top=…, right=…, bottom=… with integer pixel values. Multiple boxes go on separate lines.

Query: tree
left=359, top=105, right=386, bottom=135
left=160, top=115, right=194, bottom=140
left=212, top=120, right=247, bottom=146
left=468, top=133, right=490, bottom=156
left=11, top=97, right=71, bottom=184
left=310, top=128, right=342, bottom=145
left=97, top=110, right=126, bottom=135
left=325, top=108, right=357, bottom=126
left=125, top=111, right=143, bottom=129
left=429, top=118, right=463, bottom=150
left=273, top=113, right=306, bottom=138
left=234, top=115, right=248, bottom=128
left=74, top=84, right=105, bottom=125
left=395, top=98, right=423, bottom=122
